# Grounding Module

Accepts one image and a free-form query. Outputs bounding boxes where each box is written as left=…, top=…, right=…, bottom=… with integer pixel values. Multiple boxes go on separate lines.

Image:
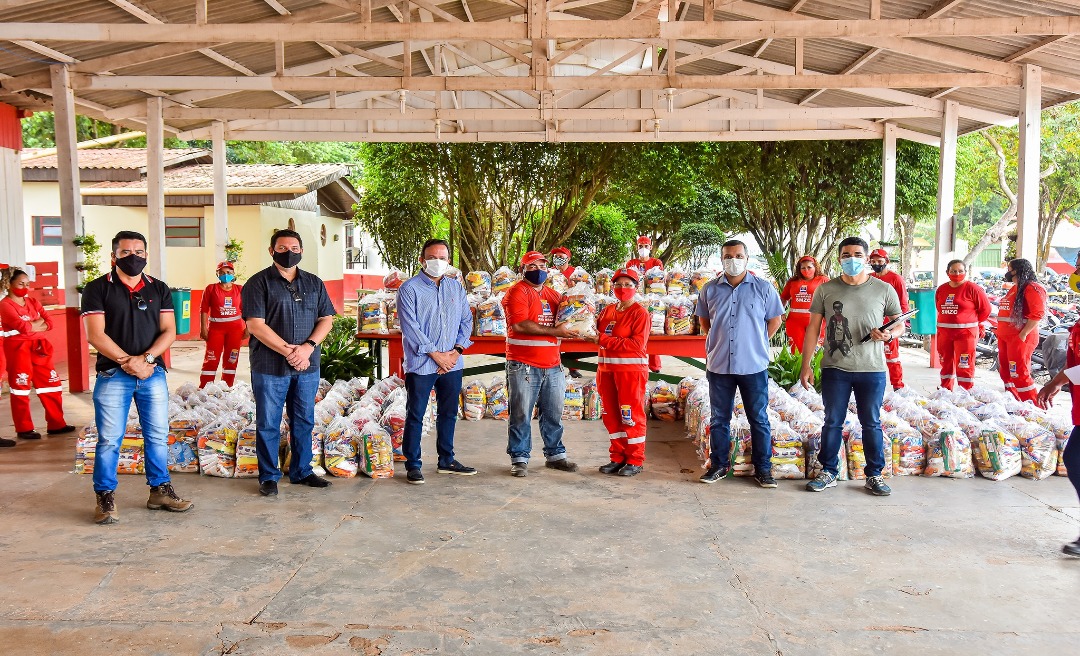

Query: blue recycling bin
left=171, top=287, right=192, bottom=334
left=906, top=287, right=937, bottom=335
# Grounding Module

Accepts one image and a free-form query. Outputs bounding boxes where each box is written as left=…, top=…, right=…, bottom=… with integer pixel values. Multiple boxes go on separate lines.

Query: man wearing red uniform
left=549, top=246, right=579, bottom=283
left=869, top=248, right=910, bottom=389
left=199, top=261, right=247, bottom=388
left=583, top=268, right=650, bottom=476
left=780, top=255, right=829, bottom=353
left=997, top=258, right=1046, bottom=402
left=625, top=235, right=664, bottom=372
left=503, top=251, right=579, bottom=477
left=935, top=259, right=991, bottom=390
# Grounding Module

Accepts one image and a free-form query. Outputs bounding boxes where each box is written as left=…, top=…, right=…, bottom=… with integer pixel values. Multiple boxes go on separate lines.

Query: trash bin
left=907, top=287, right=937, bottom=335
left=171, top=287, right=192, bottom=334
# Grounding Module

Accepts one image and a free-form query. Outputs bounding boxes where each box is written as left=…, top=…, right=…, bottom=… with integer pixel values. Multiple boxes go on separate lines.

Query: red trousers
left=649, top=354, right=662, bottom=372
left=997, top=328, right=1039, bottom=402
left=883, top=337, right=904, bottom=389
left=4, top=337, right=66, bottom=433
left=200, top=325, right=244, bottom=388
left=598, top=369, right=649, bottom=465
left=937, top=327, right=977, bottom=390
left=785, top=314, right=824, bottom=354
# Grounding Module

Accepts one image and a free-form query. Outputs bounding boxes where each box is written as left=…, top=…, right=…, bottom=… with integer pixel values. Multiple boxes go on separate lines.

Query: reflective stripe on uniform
left=222, top=369, right=236, bottom=374
left=35, top=386, right=63, bottom=394
left=208, top=316, right=241, bottom=323
left=200, top=370, right=218, bottom=376
left=626, top=437, right=646, bottom=444
left=940, top=374, right=956, bottom=379
left=886, top=358, right=901, bottom=364
left=956, top=377, right=976, bottom=383
left=788, top=308, right=810, bottom=314
left=609, top=432, right=627, bottom=440
left=505, top=338, right=556, bottom=347
left=598, top=357, right=649, bottom=365
left=1015, top=384, right=1037, bottom=393
left=9, top=389, right=31, bottom=396
left=938, top=322, right=979, bottom=329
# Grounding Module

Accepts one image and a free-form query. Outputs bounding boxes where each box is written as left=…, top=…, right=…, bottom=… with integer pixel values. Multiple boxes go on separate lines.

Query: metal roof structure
left=2, top=0, right=1080, bottom=144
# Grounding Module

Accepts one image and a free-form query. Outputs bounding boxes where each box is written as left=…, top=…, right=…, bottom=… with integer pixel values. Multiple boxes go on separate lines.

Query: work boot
left=0, top=437, right=16, bottom=448
left=147, top=483, right=194, bottom=512
left=510, top=462, right=528, bottom=477
left=95, top=490, right=119, bottom=525
left=599, top=461, right=625, bottom=475
left=47, top=425, right=77, bottom=436
left=617, top=464, right=643, bottom=477
left=17, top=431, right=41, bottom=440
left=545, top=459, right=579, bottom=472
left=1064, top=538, right=1080, bottom=557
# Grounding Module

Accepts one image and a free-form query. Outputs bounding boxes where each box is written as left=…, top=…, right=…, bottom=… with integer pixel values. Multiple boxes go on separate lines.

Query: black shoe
left=699, top=465, right=729, bottom=484
left=0, top=437, right=16, bottom=448
left=755, top=473, right=778, bottom=488
left=47, top=425, right=77, bottom=436
left=599, top=461, right=625, bottom=474
left=510, top=462, right=528, bottom=477
left=296, top=474, right=332, bottom=488
left=545, top=459, right=579, bottom=472
left=407, top=469, right=425, bottom=485
left=568, top=369, right=583, bottom=379
left=618, top=464, right=643, bottom=477
left=259, top=481, right=278, bottom=497
left=437, top=460, right=477, bottom=475
left=17, top=431, right=41, bottom=440
left=1063, top=539, right=1080, bottom=557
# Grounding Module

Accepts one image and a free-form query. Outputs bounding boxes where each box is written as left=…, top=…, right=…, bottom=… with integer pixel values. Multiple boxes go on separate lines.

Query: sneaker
left=295, top=474, right=332, bottom=488
left=47, top=425, right=77, bottom=436
left=437, top=461, right=477, bottom=475
left=755, top=473, right=778, bottom=488
left=864, top=475, right=892, bottom=496
left=617, top=464, right=643, bottom=477
left=94, top=490, right=119, bottom=525
left=407, top=469, right=425, bottom=485
left=147, top=483, right=194, bottom=512
left=598, top=461, right=625, bottom=474
left=1063, top=539, right=1080, bottom=557
left=17, top=431, right=41, bottom=440
left=259, top=481, right=278, bottom=497
left=545, top=459, right=579, bottom=472
left=699, top=465, right=729, bottom=484
left=0, top=437, right=16, bottom=448
left=510, top=462, right=528, bottom=477
left=806, top=471, right=838, bottom=492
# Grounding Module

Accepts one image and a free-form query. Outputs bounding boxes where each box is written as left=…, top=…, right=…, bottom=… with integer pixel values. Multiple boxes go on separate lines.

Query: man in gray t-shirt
left=799, top=237, right=902, bottom=497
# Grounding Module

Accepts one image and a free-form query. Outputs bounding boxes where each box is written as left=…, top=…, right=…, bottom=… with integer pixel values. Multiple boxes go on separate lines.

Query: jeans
left=251, top=371, right=319, bottom=483
left=1064, top=426, right=1080, bottom=507
left=506, top=360, right=567, bottom=463
left=92, top=366, right=170, bottom=492
left=819, top=368, right=887, bottom=478
left=707, top=370, right=772, bottom=475
left=403, top=370, right=463, bottom=471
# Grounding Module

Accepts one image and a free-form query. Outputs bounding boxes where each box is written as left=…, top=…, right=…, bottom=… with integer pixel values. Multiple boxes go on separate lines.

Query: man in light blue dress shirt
left=694, top=240, right=784, bottom=488
left=397, top=239, right=477, bottom=485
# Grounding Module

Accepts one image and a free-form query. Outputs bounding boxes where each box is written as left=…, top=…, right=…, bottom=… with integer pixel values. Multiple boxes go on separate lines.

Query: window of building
left=32, top=216, right=63, bottom=246
left=165, top=216, right=203, bottom=247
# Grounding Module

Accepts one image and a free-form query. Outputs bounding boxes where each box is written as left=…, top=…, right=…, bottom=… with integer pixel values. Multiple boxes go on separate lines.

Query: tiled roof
left=88, top=163, right=352, bottom=191
left=21, top=148, right=208, bottom=170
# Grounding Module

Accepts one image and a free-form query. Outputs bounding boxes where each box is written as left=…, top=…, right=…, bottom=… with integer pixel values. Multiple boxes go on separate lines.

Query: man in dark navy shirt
left=81, top=230, right=193, bottom=525
left=242, top=228, right=336, bottom=497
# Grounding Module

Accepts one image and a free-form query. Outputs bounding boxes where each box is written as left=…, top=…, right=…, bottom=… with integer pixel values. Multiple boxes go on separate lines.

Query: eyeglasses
left=131, top=292, right=148, bottom=311
left=284, top=280, right=302, bottom=302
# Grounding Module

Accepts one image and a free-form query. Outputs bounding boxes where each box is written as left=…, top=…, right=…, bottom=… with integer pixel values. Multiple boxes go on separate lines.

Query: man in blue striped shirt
left=397, top=239, right=477, bottom=484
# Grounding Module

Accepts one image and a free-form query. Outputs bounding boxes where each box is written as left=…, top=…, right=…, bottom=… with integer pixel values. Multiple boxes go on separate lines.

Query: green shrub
left=767, top=345, right=823, bottom=392
left=319, top=315, right=376, bottom=382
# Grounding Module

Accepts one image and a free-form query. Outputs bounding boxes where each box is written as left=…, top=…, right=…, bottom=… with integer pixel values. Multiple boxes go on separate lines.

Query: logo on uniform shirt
left=1009, top=360, right=1017, bottom=377
left=605, top=321, right=615, bottom=336
left=799, top=285, right=808, bottom=294
left=942, top=293, right=958, bottom=315
left=228, top=349, right=240, bottom=363
left=959, top=353, right=970, bottom=369
left=224, top=297, right=233, bottom=308
left=15, top=373, right=29, bottom=387
left=539, top=299, right=554, bottom=327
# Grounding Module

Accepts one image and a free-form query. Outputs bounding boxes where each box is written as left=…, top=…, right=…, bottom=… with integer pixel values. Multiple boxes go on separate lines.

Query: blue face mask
left=218, top=273, right=235, bottom=283
left=840, top=257, right=865, bottom=277
left=523, top=269, right=548, bottom=285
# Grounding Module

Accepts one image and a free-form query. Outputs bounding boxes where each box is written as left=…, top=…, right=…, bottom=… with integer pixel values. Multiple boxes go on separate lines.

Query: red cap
left=550, top=246, right=571, bottom=258
left=636, top=235, right=651, bottom=246
left=216, top=261, right=235, bottom=271
left=869, top=248, right=889, bottom=261
left=521, top=251, right=547, bottom=267
left=611, top=267, right=640, bottom=284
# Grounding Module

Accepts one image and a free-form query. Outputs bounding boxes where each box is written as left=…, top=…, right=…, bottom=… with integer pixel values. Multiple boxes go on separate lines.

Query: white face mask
left=637, top=247, right=650, bottom=258
left=423, top=258, right=449, bottom=278
left=723, top=257, right=747, bottom=277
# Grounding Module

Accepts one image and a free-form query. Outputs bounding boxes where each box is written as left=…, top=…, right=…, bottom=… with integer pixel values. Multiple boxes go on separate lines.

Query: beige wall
left=258, top=205, right=344, bottom=281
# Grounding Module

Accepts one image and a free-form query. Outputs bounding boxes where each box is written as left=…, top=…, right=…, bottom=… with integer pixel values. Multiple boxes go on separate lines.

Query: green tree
left=565, top=204, right=637, bottom=272
left=892, top=140, right=940, bottom=277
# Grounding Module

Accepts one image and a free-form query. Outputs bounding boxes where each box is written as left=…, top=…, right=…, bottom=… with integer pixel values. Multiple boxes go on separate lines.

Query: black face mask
left=1004, top=271, right=1014, bottom=283
left=273, top=250, right=302, bottom=269
left=115, top=254, right=147, bottom=277
left=870, top=263, right=887, bottom=274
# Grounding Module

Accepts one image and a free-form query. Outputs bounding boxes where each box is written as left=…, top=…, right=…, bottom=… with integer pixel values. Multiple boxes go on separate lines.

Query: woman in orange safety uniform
left=779, top=255, right=829, bottom=353
left=935, top=259, right=991, bottom=390
left=996, top=258, right=1046, bottom=402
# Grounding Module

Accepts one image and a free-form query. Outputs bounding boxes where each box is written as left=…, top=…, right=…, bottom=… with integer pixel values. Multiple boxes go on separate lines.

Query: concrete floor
left=1, top=343, right=1078, bottom=655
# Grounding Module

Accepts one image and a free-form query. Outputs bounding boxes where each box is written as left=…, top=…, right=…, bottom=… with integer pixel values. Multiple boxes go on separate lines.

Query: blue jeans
left=506, top=360, right=567, bottom=463
left=92, top=366, right=170, bottom=492
left=707, top=370, right=772, bottom=475
left=251, top=371, right=319, bottom=483
left=819, top=368, right=887, bottom=478
left=403, top=370, right=463, bottom=471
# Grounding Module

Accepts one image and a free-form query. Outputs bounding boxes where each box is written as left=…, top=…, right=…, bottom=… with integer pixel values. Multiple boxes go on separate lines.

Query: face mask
left=523, top=269, right=547, bottom=286
left=552, top=255, right=569, bottom=268
left=115, top=254, right=147, bottom=277
left=800, top=267, right=815, bottom=279
left=637, top=248, right=650, bottom=259
left=218, top=273, right=235, bottom=284
left=613, top=287, right=636, bottom=302
left=11, top=287, right=29, bottom=298
left=840, top=257, right=865, bottom=277
left=1004, top=271, right=1014, bottom=283
left=723, top=258, right=747, bottom=277
left=423, top=258, right=449, bottom=278
left=273, top=250, right=302, bottom=269
left=870, top=263, right=887, bottom=274
left=948, top=273, right=966, bottom=284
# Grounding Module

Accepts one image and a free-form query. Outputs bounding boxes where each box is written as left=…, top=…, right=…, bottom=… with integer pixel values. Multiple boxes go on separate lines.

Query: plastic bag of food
left=771, top=421, right=805, bottom=479
left=555, top=282, right=597, bottom=337
left=665, top=295, right=695, bottom=335
left=380, top=397, right=407, bottom=452
left=569, top=268, right=592, bottom=287
left=462, top=379, right=486, bottom=421
left=676, top=377, right=696, bottom=420
left=644, top=266, right=667, bottom=295
left=582, top=379, right=603, bottom=420
left=973, top=420, right=1022, bottom=481
left=385, top=293, right=401, bottom=333
left=466, top=270, right=492, bottom=298
left=358, top=424, right=394, bottom=478
left=729, top=418, right=754, bottom=476
left=233, top=427, right=259, bottom=478
left=843, top=417, right=866, bottom=480
left=444, top=266, right=462, bottom=281
left=594, top=293, right=616, bottom=317
left=492, top=265, right=517, bottom=294
left=645, top=294, right=667, bottom=335
left=198, top=422, right=238, bottom=478
left=665, top=265, right=689, bottom=296
left=594, top=268, right=614, bottom=295
left=1015, top=420, right=1058, bottom=480
left=382, top=269, right=406, bottom=290
left=650, top=381, right=678, bottom=421
left=690, top=267, right=714, bottom=294
left=358, top=293, right=388, bottom=334
left=323, top=415, right=359, bottom=478
left=485, top=376, right=510, bottom=420
left=475, top=293, right=507, bottom=337
left=562, top=378, right=584, bottom=421
left=167, top=432, right=199, bottom=473
left=544, top=270, right=568, bottom=294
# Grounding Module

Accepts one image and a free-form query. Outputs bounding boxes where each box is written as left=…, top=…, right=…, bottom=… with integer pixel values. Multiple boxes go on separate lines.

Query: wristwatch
left=305, top=339, right=318, bottom=348
left=144, top=353, right=156, bottom=364
left=453, top=345, right=464, bottom=354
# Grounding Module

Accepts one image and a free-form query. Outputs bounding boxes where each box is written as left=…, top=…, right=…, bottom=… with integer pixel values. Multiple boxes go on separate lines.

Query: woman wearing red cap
left=779, top=255, right=829, bottom=353
left=625, top=236, right=663, bottom=372
left=582, top=268, right=651, bottom=476
left=199, top=261, right=247, bottom=388
left=935, top=259, right=991, bottom=390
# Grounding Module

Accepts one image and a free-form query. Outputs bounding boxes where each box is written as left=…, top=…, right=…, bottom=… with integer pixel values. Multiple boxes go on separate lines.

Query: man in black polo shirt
left=81, top=230, right=193, bottom=525
left=242, top=228, right=336, bottom=497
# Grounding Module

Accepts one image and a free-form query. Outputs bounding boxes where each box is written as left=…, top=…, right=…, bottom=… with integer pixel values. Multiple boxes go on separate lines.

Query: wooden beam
left=920, top=0, right=965, bottom=19
left=50, top=64, right=84, bottom=306
left=881, top=122, right=896, bottom=243
left=211, top=120, right=229, bottom=262
left=195, top=0, right=207, bottom=25
left=146, top=96, right=166, bottom=279
left=1004, top=35, right=1069, bottom=63
left=1015, top=64, right=1041, bottom=263
left=12, top=40, right=79, bottom=63
left=224, top=128, right=883, bottom=142
left=934, top=100, right=958, bottom=287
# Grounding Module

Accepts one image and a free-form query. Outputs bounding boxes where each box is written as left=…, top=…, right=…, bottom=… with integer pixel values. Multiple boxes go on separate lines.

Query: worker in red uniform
left=550, top=246, right=579, bottom=283
left=935, top=259, right=991, bottom=390
left=582, top=268, right=650, bottom=477
left=779, top=255, right=829, bottom=353
left=625, top=235, right=664, bottom=372
left=997, top=258, right=1046, bottom=403
left=0, top=268, right=74, bottom=442
left=199, top=261, right=247, bottom=388
left=869, top=248, right=910, bottom=390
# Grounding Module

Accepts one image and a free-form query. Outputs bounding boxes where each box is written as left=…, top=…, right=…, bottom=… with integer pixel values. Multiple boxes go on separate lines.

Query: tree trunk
left=963, top=202, right=1016, bottom=268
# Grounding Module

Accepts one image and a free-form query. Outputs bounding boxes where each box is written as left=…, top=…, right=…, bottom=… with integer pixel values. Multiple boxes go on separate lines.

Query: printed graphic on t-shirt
left=539, top=300, right=554, bottom=327
left=943, top=293, right=958, bottom=315
left=795, top=285, right=813, bottom=304
left=827, top=301, right=853, bottom=357
left=605, top=321, right=615, bottom=336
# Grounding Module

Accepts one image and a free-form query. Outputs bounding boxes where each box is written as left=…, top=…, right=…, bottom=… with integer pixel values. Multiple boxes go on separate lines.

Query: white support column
left=0, top=146, right=27, bottom=267
left=881, top=122, right=897, bottom=244
left=933, top=100, right=959, bottom=287
left=50, top=64, right=83, bottom=302
left=212, top=120, right=229, bottom=262
left=146, top=97, right=166, bottom=279
left=1015, top=63, right=1042, bottom=264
